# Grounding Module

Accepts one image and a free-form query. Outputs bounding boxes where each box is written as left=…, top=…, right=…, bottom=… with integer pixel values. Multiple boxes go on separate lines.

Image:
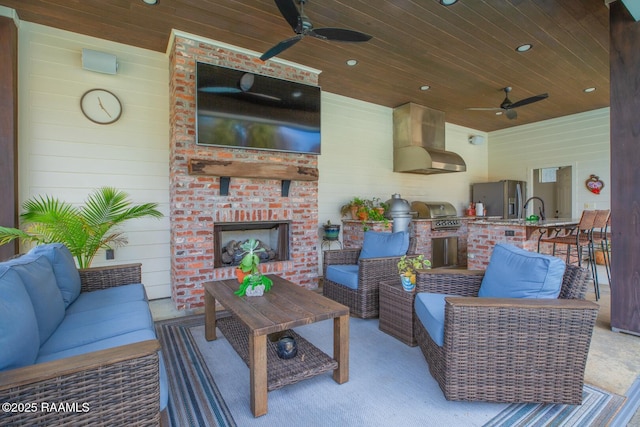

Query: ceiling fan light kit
left=260, top=0, right=372, bottom=61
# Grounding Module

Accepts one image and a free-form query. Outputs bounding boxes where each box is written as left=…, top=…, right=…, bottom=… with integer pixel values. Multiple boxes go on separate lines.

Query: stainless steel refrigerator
left=472, top=180, right=526, bottom=219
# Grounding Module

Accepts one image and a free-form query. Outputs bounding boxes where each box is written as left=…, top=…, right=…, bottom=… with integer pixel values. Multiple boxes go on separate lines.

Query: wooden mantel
left=189, top=158, right=319, bottom=181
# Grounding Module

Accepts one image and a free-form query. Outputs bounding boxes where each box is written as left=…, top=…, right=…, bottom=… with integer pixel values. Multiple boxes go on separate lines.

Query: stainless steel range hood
left=393, top=103, right=466, bottom=174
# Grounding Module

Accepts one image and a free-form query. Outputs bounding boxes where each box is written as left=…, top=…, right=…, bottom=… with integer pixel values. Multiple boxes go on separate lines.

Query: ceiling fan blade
left=466, top=107, right=503, bottom=111
left=509, top=93, right=549, bottom=109
left=506, top=109, right=518, bottom=120
left=274, top=0, right=300, bottom=32
left=259, top=35, right=303, bottom=61
left=311, top=27, right=372, bottom=42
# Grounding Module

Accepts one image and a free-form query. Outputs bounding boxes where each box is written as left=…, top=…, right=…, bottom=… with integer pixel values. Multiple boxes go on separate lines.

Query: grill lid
left=411, top=201, right=458, bottom=219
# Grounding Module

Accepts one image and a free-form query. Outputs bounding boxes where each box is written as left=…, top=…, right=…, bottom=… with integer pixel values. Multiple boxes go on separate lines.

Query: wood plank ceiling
left=1, top=0, right=610, bottom=132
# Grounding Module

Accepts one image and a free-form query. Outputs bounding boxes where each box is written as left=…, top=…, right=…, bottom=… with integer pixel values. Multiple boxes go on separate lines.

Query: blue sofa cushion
left=415, top=293, right=456, bottom=347
left=65, top=283, right=148, bottom=315
left=36, top=329, right=168, bottom=411
left=30, top=243, right=81, bottom=308
left=478, top=243, right=566, bottom=299
left=0, top=267, right=40, bottom=370
left=10, top=254, right=66, bottom=345
left=325, top=265, right=359, bottom=290
left=39, top=300, right=155, bottom=356
left=358, top=231, right=409, bottom=260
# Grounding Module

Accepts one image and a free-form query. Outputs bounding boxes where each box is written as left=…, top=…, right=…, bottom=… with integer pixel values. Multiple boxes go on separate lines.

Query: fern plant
left=0, top=187, right=162, bottom=268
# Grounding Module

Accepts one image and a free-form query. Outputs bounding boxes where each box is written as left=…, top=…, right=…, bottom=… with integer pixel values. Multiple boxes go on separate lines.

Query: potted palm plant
left=0, top=187, right=162, bottom=268
left=397, top=254, right=431, bottom=292
left=234, top=239, right=273, bottom=297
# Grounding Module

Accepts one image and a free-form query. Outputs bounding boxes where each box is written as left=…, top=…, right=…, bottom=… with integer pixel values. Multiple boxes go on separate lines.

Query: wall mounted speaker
left=82, top=49, right=118, bottom=74
left=469, top=135, right=485, bottom=145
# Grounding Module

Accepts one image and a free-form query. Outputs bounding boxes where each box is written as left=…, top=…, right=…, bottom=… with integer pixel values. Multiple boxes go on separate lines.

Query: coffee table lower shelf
left=217, top=316, right=338, bottom=391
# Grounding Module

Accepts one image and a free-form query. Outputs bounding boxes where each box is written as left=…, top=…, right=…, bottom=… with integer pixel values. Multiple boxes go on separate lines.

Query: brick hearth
left=169, top=35, right=320, bottom=310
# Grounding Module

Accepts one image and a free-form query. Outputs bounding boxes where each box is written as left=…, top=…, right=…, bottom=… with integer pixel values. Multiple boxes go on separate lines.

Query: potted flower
left=323, top=220, right=341, bottom=241
left=234, top=239, right=273, bottom=297
left=340, top=197, right=367, bottom=220
left=397, top=254, right=431, bottom=292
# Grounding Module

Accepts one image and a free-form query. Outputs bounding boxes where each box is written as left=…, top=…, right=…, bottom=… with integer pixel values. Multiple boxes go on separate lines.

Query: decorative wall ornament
left=585, top=174, right=604, bottom=194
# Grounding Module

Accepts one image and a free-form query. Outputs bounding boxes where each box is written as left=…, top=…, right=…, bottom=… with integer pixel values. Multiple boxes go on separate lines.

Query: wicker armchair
left=413, top=264, right=599, bottom=404
left=0, top=264, right=166, bottom=426
left=322, top=237, right=416, bottom=318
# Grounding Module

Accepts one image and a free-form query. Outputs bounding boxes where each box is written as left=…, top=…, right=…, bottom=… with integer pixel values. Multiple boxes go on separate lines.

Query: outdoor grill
left=410, top=201, right=462, bottom=230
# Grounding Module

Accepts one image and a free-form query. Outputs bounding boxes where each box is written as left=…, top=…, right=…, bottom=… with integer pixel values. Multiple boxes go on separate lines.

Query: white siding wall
left=487, top=108, right=610, bottom=216
left=318, top=92, right=489, bottom=226
left=17, top=22, right=171, bottom=299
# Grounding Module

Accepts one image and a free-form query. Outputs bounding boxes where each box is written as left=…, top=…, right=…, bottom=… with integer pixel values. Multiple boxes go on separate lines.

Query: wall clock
left=80, top=89, right=122, bottom=124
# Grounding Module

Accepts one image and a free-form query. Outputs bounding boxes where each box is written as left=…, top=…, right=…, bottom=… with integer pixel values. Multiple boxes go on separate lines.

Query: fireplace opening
left=214, top=221, right=291, bottom=268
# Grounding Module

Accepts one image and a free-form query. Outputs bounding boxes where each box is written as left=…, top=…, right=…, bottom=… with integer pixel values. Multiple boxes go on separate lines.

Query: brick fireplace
left=169, top=34, right=320, bottom=310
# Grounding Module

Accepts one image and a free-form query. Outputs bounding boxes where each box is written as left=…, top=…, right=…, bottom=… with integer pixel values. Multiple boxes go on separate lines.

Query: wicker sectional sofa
left=0, top=243, right=167, bottom=425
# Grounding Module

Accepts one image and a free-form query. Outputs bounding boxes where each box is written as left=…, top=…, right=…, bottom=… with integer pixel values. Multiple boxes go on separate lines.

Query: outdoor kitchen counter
left=467, top=218, right=579, bottom=269
left=341, top=218, right=475, bottom=267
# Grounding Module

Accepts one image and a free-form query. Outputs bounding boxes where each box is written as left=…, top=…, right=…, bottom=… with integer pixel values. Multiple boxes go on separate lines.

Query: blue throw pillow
left=30, top=243, right=81, bottom=308
left=478, top=243, right=565, bottom=299
left=0, top=267, right=40, bottom=370
left=9, top=254, right=66, bottom=345
left=358, top=231, right=409, bottom=260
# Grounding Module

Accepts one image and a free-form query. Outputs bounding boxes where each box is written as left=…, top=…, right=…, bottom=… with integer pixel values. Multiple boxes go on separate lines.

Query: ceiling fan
left=259, top=0, right=372, bottom=61
left=466, top=87, right=549, bottom=120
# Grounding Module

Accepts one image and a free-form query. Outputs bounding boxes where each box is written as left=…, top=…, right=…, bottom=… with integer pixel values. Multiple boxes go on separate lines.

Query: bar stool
left=541, top=210, right=599, bottom=299
left=593, top=213, right=611, bottom=286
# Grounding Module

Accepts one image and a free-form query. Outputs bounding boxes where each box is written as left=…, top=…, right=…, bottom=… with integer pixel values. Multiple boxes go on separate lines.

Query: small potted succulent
left=234, top=239, right=273, bottom=297
left=397, top=254, right=431, bottom=292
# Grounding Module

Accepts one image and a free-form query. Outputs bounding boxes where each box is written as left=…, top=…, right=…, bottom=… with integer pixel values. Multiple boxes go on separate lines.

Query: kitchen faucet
left=523, top=196, right=546, bottom=220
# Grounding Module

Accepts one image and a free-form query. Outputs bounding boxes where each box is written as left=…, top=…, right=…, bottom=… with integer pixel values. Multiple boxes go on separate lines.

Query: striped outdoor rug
left=156, top=314, right=625, bottom=427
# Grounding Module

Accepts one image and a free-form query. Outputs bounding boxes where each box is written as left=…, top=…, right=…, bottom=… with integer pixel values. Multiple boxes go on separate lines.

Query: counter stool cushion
left=358, top=231, right=409, bottom=261
left=414, top=293, right=456, bottom=347
left=325, top=264, right=359, bottom=290
left=478, top=243, right=565, bottom=299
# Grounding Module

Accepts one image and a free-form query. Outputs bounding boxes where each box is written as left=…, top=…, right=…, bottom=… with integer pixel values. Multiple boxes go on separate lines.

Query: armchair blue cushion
left=478, top=243, right=565, bottom=299
left=414, top=293, right=456, bottom=347
left=358, top=231, right=409, bottom=260
left=325, top=264, right=359, bottom=290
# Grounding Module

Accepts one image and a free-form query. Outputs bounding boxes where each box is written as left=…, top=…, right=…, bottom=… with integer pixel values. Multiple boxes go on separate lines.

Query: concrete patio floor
left=150, top=265, right=640, bottom=424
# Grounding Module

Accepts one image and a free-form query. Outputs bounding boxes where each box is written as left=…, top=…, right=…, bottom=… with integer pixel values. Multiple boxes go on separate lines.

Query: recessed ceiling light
left=439, top=0, right=459, bottom=5
left=143, top=0, right=158, bottom=4
left=346, top=59, right=358, bottom=66
left=515, top=44, right=532, bottom=52
left=584, top=87, right=596, bottom=93
left=420, top=85, right=431, bottom=91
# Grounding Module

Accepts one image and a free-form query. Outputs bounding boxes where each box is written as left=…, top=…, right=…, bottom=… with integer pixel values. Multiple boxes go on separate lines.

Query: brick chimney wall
left=169, top=35, right=320, bottom=310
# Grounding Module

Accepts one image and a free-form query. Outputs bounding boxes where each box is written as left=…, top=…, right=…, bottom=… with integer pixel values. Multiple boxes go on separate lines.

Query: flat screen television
left=196, top=62, right=321, bottom=155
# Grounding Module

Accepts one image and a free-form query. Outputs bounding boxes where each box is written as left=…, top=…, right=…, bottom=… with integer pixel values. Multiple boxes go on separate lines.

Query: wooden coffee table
left=204, top=275, right=349, bottom=417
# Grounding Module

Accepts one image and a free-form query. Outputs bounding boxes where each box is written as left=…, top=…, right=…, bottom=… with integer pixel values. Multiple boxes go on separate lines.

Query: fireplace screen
left=214, top=221, right=290, bottom=268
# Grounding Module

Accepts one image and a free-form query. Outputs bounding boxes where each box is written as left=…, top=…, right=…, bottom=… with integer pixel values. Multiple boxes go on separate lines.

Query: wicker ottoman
left=378, top=279, right=417, bottom=346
